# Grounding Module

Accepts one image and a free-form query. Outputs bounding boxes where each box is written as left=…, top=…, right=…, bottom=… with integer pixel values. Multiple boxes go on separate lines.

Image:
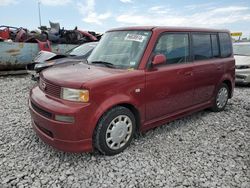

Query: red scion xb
left=29, top=26, right=235, bottom=155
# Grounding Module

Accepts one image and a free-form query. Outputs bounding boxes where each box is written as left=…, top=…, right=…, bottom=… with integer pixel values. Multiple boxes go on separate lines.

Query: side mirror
left=152, top=54, right=166, bottom=66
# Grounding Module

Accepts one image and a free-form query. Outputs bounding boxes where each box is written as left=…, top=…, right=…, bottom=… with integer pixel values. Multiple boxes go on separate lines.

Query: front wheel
left=94, top=106, right=136, bottom=155
left=211, top=83, right=229, bottom=112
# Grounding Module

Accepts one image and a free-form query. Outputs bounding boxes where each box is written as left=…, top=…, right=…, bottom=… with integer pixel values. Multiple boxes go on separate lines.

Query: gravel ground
left=0, top=75, right=249, bottom=188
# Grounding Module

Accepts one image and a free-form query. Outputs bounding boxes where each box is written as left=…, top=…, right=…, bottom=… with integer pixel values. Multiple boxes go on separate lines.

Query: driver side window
left=154, top=33, right=190, bottom=64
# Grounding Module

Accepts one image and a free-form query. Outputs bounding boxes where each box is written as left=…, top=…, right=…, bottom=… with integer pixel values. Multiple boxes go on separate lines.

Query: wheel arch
left=96, top=102, right=141, bottom=133
left=117, top=103, right=141, bottom=133
left=222, top=79, right=233, bottom=98
left=91, top=95, right=142, bottom=139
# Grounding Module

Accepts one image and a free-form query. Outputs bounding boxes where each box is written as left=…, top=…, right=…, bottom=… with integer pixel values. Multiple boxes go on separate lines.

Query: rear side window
left=219, top=33, right=232, bottom=57
left=211, top=34, right=219, bottom=57
left=154, top=33, right=189, bottom=64
left=192, top=34, right=212, bottom=60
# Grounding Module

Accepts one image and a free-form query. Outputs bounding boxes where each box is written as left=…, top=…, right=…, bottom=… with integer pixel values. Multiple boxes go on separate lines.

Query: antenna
left=38, top=0, right=42, bottom=27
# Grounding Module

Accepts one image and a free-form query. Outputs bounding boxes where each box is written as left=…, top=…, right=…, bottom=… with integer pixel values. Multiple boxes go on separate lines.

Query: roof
left=108, top=26, right=230, bottom=33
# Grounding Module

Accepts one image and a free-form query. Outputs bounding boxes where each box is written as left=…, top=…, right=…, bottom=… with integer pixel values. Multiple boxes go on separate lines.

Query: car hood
left=38, top=57, right=83, bottom=66
left=34, top=57, right=84, bottom=73
left=234, top=55, right=250, bottom=65
left=41, top=61, right=126, bottom=88
left=34, top=50, right=68, bottom=63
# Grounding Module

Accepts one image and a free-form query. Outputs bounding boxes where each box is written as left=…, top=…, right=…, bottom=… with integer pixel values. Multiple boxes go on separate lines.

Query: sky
left=0, top=0, right=250, bottom=37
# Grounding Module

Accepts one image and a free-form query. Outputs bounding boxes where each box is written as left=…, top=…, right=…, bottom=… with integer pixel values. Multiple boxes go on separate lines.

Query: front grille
left=39, top=78, right=61, bottom=98
left=31, top=101, right=53, bottom=119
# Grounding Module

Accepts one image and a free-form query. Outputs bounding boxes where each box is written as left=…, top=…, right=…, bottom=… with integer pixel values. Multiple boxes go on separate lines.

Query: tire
left=211, top=83, right=229, bottom=112
left=94, top=106, right=136, bottom=155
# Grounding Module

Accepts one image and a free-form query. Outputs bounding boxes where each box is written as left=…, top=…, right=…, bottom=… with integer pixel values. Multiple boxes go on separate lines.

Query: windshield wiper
left=91, top=61, right=116, bottom=68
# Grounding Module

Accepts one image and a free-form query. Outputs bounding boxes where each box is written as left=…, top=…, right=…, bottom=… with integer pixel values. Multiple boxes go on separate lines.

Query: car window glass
left=88, top=31, right=151, bottom=69
left=154, top=33, right=189, bottom=64
left=233, top=44, right=250, bottom=56
left=219, top=33, right=232, bottom=57
left=68, top=43, right=96, bottom=56
left=192, top=34, right=212, bottom=60
left=211, top=34, right=219, bottom=57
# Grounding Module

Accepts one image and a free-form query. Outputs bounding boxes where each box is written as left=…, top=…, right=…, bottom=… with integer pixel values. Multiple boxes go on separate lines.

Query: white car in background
left=233, top=42, right=250, bottom=85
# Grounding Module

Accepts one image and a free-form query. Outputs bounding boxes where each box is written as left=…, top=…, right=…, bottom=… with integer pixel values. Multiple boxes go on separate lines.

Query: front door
left=144, top=33, right=194, bottom=122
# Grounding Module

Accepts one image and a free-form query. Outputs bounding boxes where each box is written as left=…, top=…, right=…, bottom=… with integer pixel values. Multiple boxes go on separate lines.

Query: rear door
left=144, top=33, right=194, bottom=121
left=191, top=33, right=223, bottom=105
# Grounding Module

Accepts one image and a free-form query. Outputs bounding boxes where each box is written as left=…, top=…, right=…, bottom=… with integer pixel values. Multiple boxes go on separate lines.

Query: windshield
left=233, top=43, right=250, bottom=56
left=87, top=30, right=152, bottom=69
left=67, top=43, right=97, bottom=56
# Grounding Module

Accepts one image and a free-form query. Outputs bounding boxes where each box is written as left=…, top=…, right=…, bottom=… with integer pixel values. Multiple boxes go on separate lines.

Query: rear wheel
left=94, top=106, right=136, bottom=155
left=211, top=83, right=229, bottom=112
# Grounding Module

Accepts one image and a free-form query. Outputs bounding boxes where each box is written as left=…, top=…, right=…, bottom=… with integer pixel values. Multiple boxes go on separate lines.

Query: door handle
left=183, top=71, right=193, bottom=76
left=217, top=66, right=223, bottom=70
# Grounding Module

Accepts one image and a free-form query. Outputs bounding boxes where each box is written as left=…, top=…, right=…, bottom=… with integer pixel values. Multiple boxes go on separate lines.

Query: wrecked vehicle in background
left=28, top=42, right=98, bottom=80
left=0, top=22, right=101, bottom=44
left=0, top=23, right=101, bottom=71
left=233, top=42, right=250, bottom=85
left=0, top=38, right=74, bottom=71
left=39, top=22, right=101, bottom=44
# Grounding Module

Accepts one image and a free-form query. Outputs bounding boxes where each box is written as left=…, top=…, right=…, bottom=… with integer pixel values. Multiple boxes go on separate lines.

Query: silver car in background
left=233, top=42, right=250, bottom=85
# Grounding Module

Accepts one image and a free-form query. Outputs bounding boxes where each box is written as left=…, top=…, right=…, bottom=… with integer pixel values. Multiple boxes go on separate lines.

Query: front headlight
left=61, top=88, right=89, bottom=102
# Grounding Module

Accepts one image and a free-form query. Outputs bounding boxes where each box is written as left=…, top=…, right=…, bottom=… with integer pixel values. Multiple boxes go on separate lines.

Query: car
left=27, top=42, right=98, bottom=80
left=233, top=42, right=250, bottom=85
left=29, top=26, right=235, bottom=155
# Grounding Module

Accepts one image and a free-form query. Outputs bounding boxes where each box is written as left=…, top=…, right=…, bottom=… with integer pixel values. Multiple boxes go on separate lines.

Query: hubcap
left=216, top=87, right=228, bottom=109
left=106, top=115, right=133, bottom=150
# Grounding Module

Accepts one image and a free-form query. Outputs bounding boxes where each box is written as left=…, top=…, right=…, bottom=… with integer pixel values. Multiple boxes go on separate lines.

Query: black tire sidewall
left=94, top=106, right=136, bottom=155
